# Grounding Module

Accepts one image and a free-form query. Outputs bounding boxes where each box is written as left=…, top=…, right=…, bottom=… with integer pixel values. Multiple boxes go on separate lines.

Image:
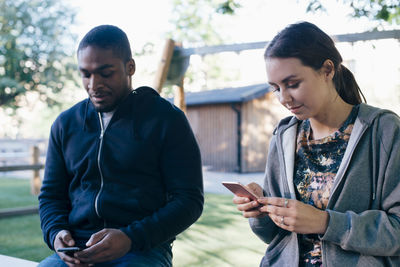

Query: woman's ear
left=322, top=59, right=335, bottom=80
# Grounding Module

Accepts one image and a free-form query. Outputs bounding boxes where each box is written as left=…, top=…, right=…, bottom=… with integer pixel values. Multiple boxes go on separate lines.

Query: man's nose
left=87, top=74, right=102, bottom=91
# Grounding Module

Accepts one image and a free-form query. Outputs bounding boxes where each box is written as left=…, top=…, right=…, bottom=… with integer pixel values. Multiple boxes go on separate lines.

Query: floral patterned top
left=294, top=105, right=359, bottom=266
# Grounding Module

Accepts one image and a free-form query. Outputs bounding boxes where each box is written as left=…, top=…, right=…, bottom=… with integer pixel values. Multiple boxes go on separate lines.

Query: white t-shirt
left=101, top=110, right=115, bottom=130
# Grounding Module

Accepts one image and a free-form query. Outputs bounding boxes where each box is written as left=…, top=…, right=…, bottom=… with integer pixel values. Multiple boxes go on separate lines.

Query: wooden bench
left=0, top=254, right=38, bottom=267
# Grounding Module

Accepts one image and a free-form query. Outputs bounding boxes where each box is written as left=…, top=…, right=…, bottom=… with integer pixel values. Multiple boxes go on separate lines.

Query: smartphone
left=222, top=181, right=259, bottom=201
left=57, top=247, right=83, bottom=256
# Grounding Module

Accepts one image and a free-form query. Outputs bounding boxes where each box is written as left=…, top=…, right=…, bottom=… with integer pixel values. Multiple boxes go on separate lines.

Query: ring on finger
left=280, top=216, right=284, bottom=225
left=284, top=198, right=288, bottom=208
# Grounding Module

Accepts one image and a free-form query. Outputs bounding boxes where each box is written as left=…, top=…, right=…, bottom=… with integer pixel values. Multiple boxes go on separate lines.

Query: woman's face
left=266, top=57, right=335, bottom=121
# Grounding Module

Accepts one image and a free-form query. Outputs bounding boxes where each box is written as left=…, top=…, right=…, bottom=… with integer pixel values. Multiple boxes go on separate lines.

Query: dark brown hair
left=265, top=21, right=366, bottom=105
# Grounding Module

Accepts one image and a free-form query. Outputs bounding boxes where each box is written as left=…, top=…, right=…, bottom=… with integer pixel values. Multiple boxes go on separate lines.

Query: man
left=38, top=25, right=204, bottom=267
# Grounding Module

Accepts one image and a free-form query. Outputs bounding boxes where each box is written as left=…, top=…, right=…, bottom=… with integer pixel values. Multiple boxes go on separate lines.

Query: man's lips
left=90, top=93, right=110, bottom=102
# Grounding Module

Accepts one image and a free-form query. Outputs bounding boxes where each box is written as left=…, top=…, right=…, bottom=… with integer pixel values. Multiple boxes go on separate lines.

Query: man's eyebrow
left=79, top=64, right=114, bottom=72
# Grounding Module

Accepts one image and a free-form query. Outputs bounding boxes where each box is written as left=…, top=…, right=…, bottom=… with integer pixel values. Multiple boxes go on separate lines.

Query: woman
left=233, top=21, right=400, bottom=266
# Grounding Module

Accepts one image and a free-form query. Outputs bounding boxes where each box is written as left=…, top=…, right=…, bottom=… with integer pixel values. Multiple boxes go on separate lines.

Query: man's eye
left=81, top=72, right=90, bottom=78
left=101, top=72, right=113, bottom=78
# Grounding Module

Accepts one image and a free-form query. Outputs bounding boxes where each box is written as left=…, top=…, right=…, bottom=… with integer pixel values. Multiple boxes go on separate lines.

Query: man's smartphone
left=222, top=181, right=259, bottom=201
left=57, top=247, right=83, bottom=256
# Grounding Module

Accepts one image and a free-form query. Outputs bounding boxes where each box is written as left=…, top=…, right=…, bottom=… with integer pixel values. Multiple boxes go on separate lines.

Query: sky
left=67, top=0, right=392, bottom=51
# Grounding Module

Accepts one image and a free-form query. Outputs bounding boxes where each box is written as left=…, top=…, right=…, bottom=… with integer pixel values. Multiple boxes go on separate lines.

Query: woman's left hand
left=258, top=197, right=329, bottom=234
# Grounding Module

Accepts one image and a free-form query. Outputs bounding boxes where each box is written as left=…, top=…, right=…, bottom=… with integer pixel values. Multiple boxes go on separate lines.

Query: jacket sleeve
left=38, top=119, right=71, bottom=250
left=120, top=108, right=204, bottom=251
left=322, top=113, right=400, bottom=256
left=249, top=135, right=281, bottom=243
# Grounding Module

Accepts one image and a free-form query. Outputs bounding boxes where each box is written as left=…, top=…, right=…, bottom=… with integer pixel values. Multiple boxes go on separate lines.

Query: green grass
left=173, top=194, right=267, bottom=266
left=0, top=177, right=266, bottom=266
left=0, top=214, right=53, bottom=261
left=0, top=177, right=53, bottom=261
left=0, top=177, right=38, bottom=209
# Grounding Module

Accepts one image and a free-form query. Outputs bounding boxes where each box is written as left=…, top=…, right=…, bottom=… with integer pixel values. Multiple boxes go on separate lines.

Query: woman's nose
left=278, top=89, right=292, bottom=105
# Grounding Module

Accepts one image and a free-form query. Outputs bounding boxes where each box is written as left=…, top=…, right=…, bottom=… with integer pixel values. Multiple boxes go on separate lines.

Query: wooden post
left=30, top=146, right=41, bottom=195
left=153, top=39, right=175, bottom=93
left=174, top=76, right=186, bottom=114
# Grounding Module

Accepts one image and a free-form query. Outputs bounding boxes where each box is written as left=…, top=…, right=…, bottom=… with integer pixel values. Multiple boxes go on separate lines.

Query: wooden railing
left=0, top=145, right=44, bottom=218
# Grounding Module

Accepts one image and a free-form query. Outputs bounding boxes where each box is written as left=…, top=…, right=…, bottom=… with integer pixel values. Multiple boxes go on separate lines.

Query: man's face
left=78, top=46, right=135, bottom=112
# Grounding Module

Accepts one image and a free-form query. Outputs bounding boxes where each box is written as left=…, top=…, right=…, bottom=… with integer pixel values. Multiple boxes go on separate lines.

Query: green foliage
left=0, top=0, right=78, bottom=108
left=348, top=0, right=400, bottom=23
left=167, top=0, right=243, bottom=92
left=168, top=0, right=240, bottom=46
left=216, top=0, right=242, bottom=15
left=306, top=0, right=400, bottom=24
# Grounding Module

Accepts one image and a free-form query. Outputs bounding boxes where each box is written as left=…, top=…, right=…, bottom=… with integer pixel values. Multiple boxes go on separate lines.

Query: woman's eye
left=272, top=86, right=280, bottom=92
left=287, top=82, right=300, bottom=89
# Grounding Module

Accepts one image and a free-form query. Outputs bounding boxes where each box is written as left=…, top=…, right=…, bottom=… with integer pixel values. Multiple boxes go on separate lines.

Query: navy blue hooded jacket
left=39, top=86, right=204, bottom=251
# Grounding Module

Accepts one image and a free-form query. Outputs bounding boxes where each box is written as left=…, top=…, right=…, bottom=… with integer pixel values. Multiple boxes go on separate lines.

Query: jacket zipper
left=94, top=112, right=105, bottom=220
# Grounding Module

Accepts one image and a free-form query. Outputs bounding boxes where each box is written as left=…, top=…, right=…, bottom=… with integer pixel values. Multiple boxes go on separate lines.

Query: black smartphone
left=57, top=247, right=83, bottom=256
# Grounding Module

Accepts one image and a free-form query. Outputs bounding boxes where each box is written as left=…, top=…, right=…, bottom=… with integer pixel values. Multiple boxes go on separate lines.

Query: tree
left=216, top=0, right=400, bottom=24
left=0, top=0, right=77, bottom=109
left=166, top=0, right=242, bottom=93
left=306, top=0, right=400, bottom=25
left=169, top=0, right=224, bottom=46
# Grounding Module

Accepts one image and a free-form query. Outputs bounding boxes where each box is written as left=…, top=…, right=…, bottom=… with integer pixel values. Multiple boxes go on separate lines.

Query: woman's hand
left=232, top=182, right=266, bottom=218
left=258, top=197, right=329, bottom=234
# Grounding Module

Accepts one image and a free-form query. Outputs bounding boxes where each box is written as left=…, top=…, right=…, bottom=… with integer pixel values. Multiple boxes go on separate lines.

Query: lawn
left=0, top=177, right=266, bottom=266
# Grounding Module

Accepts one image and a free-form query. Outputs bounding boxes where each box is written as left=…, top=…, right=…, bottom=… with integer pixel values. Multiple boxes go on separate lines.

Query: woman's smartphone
left=222, top=181, right=259, bottom=201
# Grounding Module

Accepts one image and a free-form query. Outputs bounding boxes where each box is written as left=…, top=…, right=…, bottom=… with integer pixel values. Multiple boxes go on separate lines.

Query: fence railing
left=0, top=145, right=44, bottom=218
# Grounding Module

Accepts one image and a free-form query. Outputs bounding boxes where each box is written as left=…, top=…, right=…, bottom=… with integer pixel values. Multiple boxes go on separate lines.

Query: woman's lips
left=288, top=105, right=303, bottom=113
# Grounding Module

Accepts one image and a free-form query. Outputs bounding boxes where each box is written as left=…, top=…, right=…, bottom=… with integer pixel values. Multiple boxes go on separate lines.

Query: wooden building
left=183, top=83, right=287, bottom=173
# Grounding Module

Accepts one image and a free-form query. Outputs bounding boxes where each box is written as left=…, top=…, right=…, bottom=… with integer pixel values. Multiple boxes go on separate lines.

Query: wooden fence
left=0, top=142, right=45, bottom=218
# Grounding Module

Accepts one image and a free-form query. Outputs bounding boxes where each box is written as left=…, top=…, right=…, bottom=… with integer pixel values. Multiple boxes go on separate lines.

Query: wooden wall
left=241, top=92, right=287, bottom=172
left=186, top=104, right=238, bottom=172
left=186, top=93, right=288, bottom=173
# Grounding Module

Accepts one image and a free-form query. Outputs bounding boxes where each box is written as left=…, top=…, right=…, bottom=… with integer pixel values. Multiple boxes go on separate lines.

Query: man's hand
left=75, top=228, right=131, bottom=264
left=54, top=230, right=89, bottom=267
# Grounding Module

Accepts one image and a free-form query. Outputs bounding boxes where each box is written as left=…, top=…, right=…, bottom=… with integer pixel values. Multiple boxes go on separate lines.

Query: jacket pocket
left=261, top=231, right=298, bottom=267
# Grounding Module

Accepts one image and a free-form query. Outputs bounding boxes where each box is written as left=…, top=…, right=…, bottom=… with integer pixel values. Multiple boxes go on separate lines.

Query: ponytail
left=334, top=64, right=366, bottom=105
